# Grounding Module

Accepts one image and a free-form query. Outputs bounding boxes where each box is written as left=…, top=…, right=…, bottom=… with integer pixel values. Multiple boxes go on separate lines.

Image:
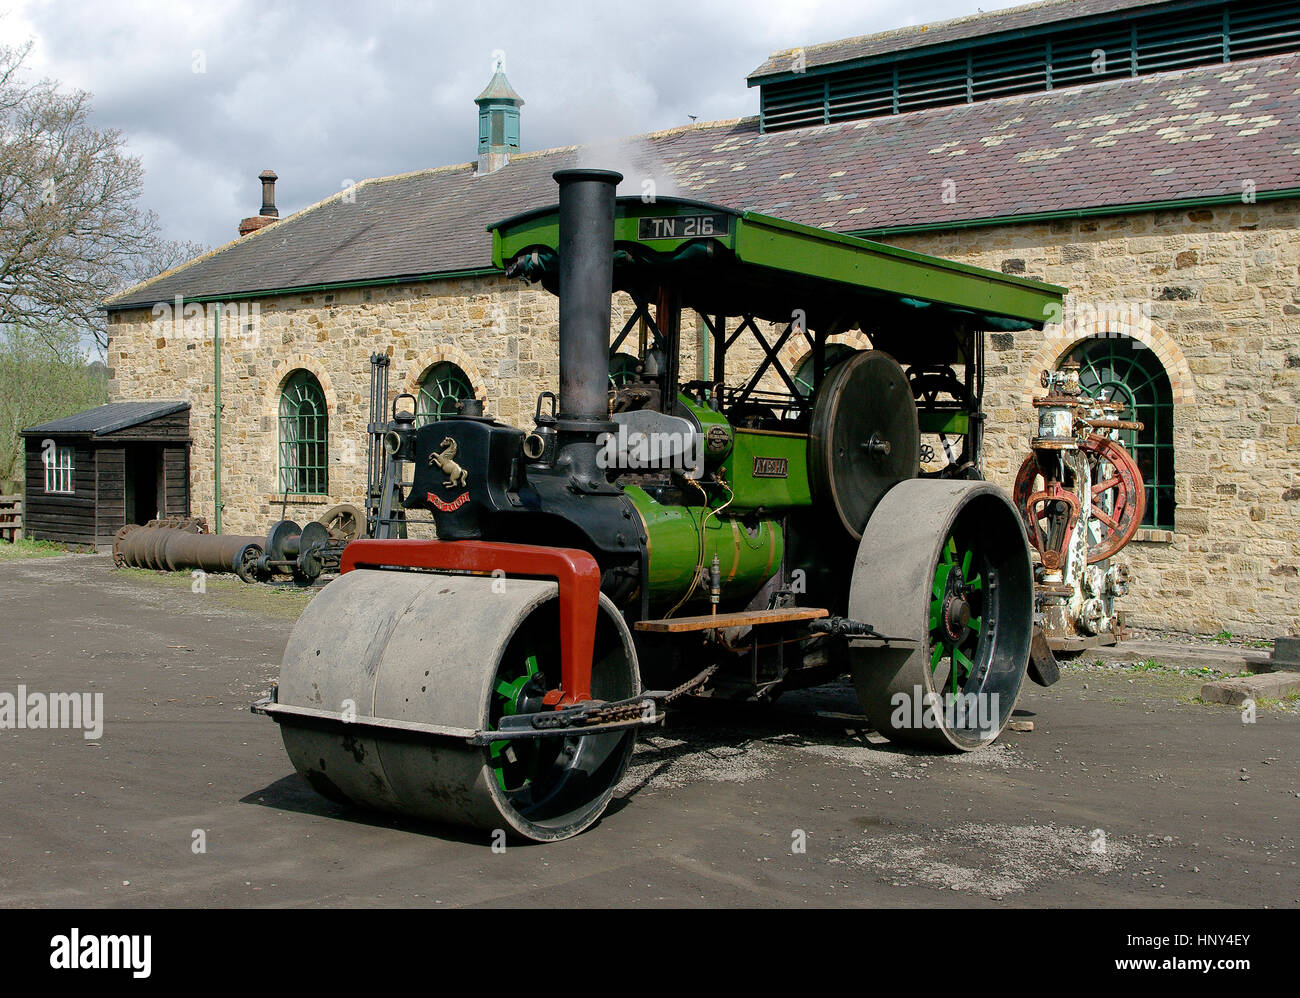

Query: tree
left=0, top=324, right=107, bottom=490
left=0, top=42, right=202, bottom=351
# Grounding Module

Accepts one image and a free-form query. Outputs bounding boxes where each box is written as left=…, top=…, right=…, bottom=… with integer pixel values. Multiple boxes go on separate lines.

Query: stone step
left=1198, top=671, right=1300, bottom=707
left=1088, top=638, right=1272, bottom=674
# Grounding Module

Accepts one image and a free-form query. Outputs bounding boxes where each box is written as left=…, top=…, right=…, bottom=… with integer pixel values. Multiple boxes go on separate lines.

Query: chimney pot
left=259, top=169, right=279, bottom=217
left=239, top=169, right=280, bottom=236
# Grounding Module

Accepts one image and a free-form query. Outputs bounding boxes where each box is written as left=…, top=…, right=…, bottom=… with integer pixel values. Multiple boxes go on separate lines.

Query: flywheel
left=1012, top=434, right=1144, bottom=564
left=809, top=350, right=920, bottom=540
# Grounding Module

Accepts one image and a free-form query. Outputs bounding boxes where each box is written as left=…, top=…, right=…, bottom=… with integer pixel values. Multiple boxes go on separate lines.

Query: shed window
left=1063, top=336, right=1175, bottom=530
left=416, top=362, right=475, bottom=425
left=278, top=370, right=329, bottom=495
left=43, top=445, right=74, bottom=494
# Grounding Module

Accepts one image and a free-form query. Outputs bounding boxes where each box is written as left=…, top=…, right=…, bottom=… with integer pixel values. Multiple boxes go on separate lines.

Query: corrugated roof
left=21, top=401, right=190, bottom=437
left=107, top=52, right=1300, bottom=310
left=747, top=0, right=1176, bottom=80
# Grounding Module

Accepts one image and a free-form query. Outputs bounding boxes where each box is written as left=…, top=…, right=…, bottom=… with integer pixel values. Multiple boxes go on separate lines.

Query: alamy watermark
left=152, top=296, right=261, bottom=346
left=889, top=685, right=1000, bottom=734
left=597, top=425, right=704, bottom=479
left=0, top=687, right=103, bottom=739
left=1043, top=299, right=1152, bottom=347
left=50, top=929, right=150, bottom=978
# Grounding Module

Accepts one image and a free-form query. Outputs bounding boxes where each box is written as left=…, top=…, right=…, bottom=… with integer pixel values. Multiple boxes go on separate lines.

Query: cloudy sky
left=2, top=0, right=1022, bottom=250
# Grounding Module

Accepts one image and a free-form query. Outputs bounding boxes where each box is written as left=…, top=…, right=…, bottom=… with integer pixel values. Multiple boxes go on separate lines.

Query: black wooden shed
left=20, top=402, right=191, bottom=549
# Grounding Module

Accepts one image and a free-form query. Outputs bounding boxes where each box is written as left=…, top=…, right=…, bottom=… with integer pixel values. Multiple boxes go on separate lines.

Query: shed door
left=125, top=444, right=162, bottom=525
left=162, top=445, right=190, bottom=517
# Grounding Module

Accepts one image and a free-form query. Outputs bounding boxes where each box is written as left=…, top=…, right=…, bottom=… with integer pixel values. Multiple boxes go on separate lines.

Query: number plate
left=637, top=214, right=729, bottom=240
left=752, top=457, right=789, bottom=479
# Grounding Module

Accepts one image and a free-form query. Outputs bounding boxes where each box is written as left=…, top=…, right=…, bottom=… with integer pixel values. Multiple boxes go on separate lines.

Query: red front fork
left=340, top=539, right=600, bottom=706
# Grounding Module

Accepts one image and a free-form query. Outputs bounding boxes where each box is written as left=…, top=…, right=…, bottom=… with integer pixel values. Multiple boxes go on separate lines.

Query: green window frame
left=278, top=370, right=329, bottom=495
left=416, top=362, right=475, bottom=426
left=1064, top=335, right=1175, bottom=531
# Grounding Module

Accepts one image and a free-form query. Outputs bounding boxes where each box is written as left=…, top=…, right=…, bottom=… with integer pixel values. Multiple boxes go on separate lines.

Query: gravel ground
left=0, top=554, right=1295, bottom=908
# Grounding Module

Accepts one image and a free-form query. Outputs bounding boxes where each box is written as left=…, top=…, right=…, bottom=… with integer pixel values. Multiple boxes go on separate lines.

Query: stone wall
left=880, top=198, right=1300, bottom=636
left=107, top=275, right=727, bottom=536
left=108, top=197, right=1300, bottom=635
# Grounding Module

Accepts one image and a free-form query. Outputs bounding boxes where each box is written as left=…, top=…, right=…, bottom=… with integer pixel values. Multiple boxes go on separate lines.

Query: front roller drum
left=848, top=480, right=1033, bottom=750
left=275, top=569, right=639, bottom=841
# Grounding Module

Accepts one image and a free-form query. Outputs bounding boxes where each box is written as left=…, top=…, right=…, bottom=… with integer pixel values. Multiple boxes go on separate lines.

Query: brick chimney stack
left=239, top=170, right=280, bottom=236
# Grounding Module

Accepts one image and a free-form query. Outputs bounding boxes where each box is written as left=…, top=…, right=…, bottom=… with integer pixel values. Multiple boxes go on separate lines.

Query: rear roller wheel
left=848, top=480, right=1033, bottom=750
left=275, top=570, right=639, bottom=841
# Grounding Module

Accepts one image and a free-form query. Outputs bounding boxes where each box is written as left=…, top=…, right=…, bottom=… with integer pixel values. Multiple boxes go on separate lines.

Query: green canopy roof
left=489, top=196, right=1065, bottom=340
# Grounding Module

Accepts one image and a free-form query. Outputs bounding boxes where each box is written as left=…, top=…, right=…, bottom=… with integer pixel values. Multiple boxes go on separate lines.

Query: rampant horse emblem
left=429, top=436, right=469, bottom=489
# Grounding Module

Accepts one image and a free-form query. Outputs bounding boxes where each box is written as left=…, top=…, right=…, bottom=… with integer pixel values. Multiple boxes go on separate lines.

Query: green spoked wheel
left=849, top=480, right=1033, bottom=751
left=928, top=535, right=984, bottom=697
left=482, top=610, right=640, bottom=836
left=488, top=654, right=549, bottom=793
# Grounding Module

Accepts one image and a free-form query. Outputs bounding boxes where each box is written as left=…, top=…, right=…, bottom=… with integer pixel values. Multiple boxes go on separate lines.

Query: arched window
left=278, top=370, right=328, bottom=495
left=1063, top=336, right=1175, bottom=530
left=416, top=362, right=475, bottom=426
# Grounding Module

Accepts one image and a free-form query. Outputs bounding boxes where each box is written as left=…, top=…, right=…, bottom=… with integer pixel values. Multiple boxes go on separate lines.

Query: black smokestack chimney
left=551, top=168, right=622, bottom=493
left=555, top=168, right=620, bottom=423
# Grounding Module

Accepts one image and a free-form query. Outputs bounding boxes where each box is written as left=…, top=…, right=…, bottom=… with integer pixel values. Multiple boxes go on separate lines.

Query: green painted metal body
left=624, top=484, right=784, bottom=609
left=918, top=410, right=969, bottom=435
left=493, top=198, right=739, bottom=269
left=676, top=394, right=733, bottom=467
left=719, top=429, right=812, bottom=511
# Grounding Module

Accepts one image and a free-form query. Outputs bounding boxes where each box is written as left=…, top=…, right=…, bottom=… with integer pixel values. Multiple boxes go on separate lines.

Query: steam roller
left=256, top=168, right=1069, bottom=840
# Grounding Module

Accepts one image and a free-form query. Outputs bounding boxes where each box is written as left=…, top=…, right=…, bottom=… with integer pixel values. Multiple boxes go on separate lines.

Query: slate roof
left=108, top=51, right=1300, bottom=310
left=747, top=0, right=1175, bottom=79
left=21, top=401, right=190, bottom=437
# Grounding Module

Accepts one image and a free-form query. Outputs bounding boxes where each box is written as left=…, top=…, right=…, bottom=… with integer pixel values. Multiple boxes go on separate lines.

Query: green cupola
left=475, top=64, right=524, bottom=175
